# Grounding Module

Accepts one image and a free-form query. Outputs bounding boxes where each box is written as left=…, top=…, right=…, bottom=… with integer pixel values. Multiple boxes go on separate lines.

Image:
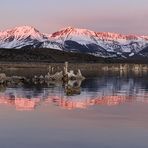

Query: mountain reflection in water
left=0, top=73, right=148, bottom=111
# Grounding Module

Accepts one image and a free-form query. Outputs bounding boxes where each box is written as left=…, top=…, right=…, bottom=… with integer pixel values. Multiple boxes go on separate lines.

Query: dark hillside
left=0, top=48, right=105, bottom=63
left=0, top=48, right=148, bottom=64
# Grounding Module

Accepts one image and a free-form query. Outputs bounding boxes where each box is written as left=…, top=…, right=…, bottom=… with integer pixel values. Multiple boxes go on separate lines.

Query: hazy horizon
left=0, top=0, right=148, bottom=35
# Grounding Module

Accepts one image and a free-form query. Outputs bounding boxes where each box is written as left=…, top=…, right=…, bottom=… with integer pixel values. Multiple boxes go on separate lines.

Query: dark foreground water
left=0, top=73, right=148, bottom=148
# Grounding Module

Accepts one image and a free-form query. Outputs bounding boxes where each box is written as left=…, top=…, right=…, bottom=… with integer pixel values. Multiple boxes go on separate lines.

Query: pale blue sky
left=0, top=0, right=147, bottom=35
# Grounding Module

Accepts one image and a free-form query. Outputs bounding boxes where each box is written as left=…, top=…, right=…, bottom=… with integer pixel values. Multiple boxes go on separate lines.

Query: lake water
left=0, top=72, right=148, bottom=148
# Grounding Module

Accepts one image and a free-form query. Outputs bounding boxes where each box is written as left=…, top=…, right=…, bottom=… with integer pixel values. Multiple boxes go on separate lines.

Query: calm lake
left=0, top=69, right=148, bottom=148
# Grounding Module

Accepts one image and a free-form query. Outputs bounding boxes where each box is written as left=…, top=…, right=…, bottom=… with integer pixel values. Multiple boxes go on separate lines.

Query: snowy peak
left=0, top=26, right=49, bottom=49
left=50, top=27, right=98, bottom=44
left=51, top=26, right=148, bottom=42
left=51, top=26, right=96, bottom=37
left=49, top=27, right=148, bottom=52
left=0, top=26, right=45, bottom=41
left=96, top=32, right=148, bottom=42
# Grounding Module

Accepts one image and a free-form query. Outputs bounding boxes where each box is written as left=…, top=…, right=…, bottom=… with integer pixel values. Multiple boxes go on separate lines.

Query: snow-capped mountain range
left=0, top=25, right=148, bottom=59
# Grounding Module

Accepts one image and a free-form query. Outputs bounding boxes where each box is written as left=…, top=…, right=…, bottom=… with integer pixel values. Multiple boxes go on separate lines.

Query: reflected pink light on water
left=15, top=98, right=40, bottom=111
left=0, top=94, right=144, bottom=111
